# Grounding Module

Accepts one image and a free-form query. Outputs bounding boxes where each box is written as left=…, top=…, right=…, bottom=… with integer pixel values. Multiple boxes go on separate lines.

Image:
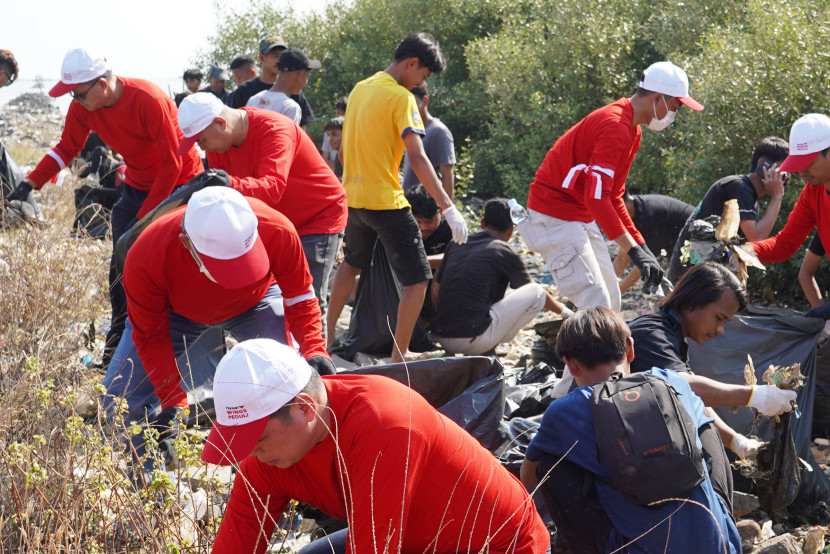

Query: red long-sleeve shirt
left=528, top=98, right=644, bottom=243
left=207, top=108, right=347, bottom=236
left=213, top=374, right=549, bottom=554
left=27, top=77, right=202, bottom=219
left=752, top=183, right=830, bottom=263
left=123, top=198, right=326, bottom=409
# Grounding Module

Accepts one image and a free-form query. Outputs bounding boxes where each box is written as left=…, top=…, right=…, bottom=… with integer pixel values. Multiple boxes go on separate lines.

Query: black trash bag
left=503, top=363, right=560, bottom=419
left=72, top=183, right=122, bottom=239
left=112, top=169, right=230, bottom=276
left=493, top=417, right=541, bottom=474
left=0, top=139, right=25, bottom=198
left=688, top=305, right=830, bottom=517
left=342, top=356, right=505, bottom=449
left=341, top=241, right=433, bottom=359
left=813, top=339, right=830, bottom=440
left=688, top=219, right=716, bottom=240
left=751, top=413, right=801, bottom=522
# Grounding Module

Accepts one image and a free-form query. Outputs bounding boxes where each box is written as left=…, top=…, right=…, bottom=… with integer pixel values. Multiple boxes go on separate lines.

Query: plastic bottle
left=507, top=198, right=529, bottom=225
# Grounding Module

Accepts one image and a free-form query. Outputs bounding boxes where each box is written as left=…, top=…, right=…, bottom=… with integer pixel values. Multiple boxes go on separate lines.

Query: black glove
left=307, top=355, right=337, bottom=376
left=6, top=181, right=32, bottom=202
left=629, top=244, right=664, bottom=294
left=806, top=303, right=830, bottom=320
left=80, top=146, right=107, bottom=178
left=151, top=406, right=187, bottom=442
left=202, top=169, right=231, bottom=188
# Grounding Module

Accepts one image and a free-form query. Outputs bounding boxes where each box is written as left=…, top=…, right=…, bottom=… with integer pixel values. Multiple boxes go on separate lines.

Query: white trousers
left=519, top=210, right=621, bottom=312
left=436, top=282, right=546, bottom=355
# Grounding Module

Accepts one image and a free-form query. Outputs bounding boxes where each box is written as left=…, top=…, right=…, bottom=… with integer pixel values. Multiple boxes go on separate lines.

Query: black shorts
left=344, top=207, right=432, bottom=286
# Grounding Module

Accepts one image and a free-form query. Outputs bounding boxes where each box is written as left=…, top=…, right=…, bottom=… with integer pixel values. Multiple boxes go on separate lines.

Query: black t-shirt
left=229, top=77, right=315, bottom=126
left=673, top=175, right=758, bottom=258
left=695, top=174, right=758, bottom=225
left=628, top=310, right=690, bottom=373
left=431, top=231, right=531, bottom=338
left=200, top=85, right=228, bottom=104
left=423, top=218, right=452, bottom=256
left=631, top=194, right=695, bottom=256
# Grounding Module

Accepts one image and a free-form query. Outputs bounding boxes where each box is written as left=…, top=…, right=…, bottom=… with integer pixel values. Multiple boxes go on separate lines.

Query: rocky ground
left=2, top=92, right=829, bottom=553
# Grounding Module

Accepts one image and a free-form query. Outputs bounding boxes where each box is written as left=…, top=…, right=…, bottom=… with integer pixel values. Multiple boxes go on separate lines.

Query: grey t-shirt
left=401, top=117, right=455, bottom=191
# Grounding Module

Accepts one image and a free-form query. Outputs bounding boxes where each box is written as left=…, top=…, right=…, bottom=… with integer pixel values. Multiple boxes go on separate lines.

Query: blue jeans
left=102, top=284, right=288, bottom=458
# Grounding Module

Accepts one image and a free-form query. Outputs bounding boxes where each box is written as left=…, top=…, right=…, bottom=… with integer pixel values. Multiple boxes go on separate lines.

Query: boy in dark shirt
left=667, top=136, right=788, bottom=282
left=431, top=198, right=570, bottom=355
left=613, top=192, right=694, bottom=292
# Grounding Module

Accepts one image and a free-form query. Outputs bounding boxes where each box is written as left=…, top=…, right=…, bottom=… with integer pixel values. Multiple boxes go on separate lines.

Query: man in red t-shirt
left=201, top=338, right=549, bottom=554
left=521, top=61, right=703, bottom=311
left=176, top=93, right=347, bottom=334
left=102, top=188, right=336, bottom=465
left=6, top=47, right=203, bottom=365
left=752, top=113, right=830, bottom=325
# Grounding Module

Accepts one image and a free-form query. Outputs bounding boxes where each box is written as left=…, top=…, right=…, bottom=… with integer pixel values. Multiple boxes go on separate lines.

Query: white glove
left=731, top=434, right=764, bottom=460
left=560, top=307, right=575, bottom=319
left=748, top=385, right=798, bottom=416
left=442, top=205, right=468, bottom=245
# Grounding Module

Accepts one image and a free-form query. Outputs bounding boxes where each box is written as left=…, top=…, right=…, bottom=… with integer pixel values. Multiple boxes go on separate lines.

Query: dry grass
left=0, top=180, right=231, bottom=553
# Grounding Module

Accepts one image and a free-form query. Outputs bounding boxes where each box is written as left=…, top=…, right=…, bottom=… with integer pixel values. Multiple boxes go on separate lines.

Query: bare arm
left=427, top=253, right=443, bottom=271
left=680, top=372, right=752, bottom=407
left=404, top=132, right=452, bottom=211
left=543, top=290, right=567, bottom=314
left=740, top=167, right=784, bottom=241
left=614, top=232, right=639, bottom=253
left=520, top=459, right=539, bottom=489
left=613, top=249, right=630, bottom=277
left=618, top=267, right=641, bottom=294
left=799, top=250, right=824, bottom=308
left=439, top=163, right=454, bottom=200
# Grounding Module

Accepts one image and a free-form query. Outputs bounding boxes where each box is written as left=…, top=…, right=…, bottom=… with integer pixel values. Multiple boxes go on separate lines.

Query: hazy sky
left=4, top=0, right=326, bottom=84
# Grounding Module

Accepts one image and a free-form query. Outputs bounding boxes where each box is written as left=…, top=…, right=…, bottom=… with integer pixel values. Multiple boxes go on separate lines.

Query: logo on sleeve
left=412, top=109, right=422, bottom=126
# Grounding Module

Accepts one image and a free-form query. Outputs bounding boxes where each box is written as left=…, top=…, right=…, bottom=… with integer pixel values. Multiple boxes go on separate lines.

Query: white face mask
left=647, top=95, right=676, bottom=132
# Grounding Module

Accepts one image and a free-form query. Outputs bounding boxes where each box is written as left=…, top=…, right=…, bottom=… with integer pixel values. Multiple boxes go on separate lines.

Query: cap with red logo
left=779, top=114, right=830, bottom=173
left=176, top=92, right=226, bottom=155
left=49, top=47, right=109, bottom=98
left=183, top=187, right=269, bottom=289
left=201, top=338, right=312, bottom=465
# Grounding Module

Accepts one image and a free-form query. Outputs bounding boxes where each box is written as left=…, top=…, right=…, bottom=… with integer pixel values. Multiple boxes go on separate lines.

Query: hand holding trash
left=6, top=179, right=32, bottom=202
left=628, top=244, right=663, bottom=294
left=748, top=385, right=798, bottom=416
left=731, top=434, right=764, bottom=460
left=442, top=205, right=468, bottom=245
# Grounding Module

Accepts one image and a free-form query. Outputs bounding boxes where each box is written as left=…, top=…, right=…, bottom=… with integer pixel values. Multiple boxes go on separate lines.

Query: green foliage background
left=195, top=0, right=830, bottom=307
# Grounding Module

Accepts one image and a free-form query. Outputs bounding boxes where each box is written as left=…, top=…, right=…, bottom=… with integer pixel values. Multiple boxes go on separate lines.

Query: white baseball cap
left=779, top=114, right=830, bottom=173
left=183, top=187, right=269, bottom=289
left=639, top=61, right=703, bottom=111
left=202, top=338, right=312, bottom=465
left=50, top=47, right=110, bottom=98
left=176, top=92, right=226, bottom=155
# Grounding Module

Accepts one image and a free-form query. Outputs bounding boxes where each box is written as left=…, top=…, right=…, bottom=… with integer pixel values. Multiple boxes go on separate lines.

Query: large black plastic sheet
left=342, top=356, right=506, bottom=449
left=812, top=340, right=830, bottom=439
left=688, top=305, right=830, bottom=512
left=341, top=241, right=433, bottom=360
left=0, top=139, right=25, bottom=197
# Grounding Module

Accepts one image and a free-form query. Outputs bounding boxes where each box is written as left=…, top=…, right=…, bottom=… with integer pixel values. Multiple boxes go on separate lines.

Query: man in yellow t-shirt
left=328, top=32, right=468, bottom=363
